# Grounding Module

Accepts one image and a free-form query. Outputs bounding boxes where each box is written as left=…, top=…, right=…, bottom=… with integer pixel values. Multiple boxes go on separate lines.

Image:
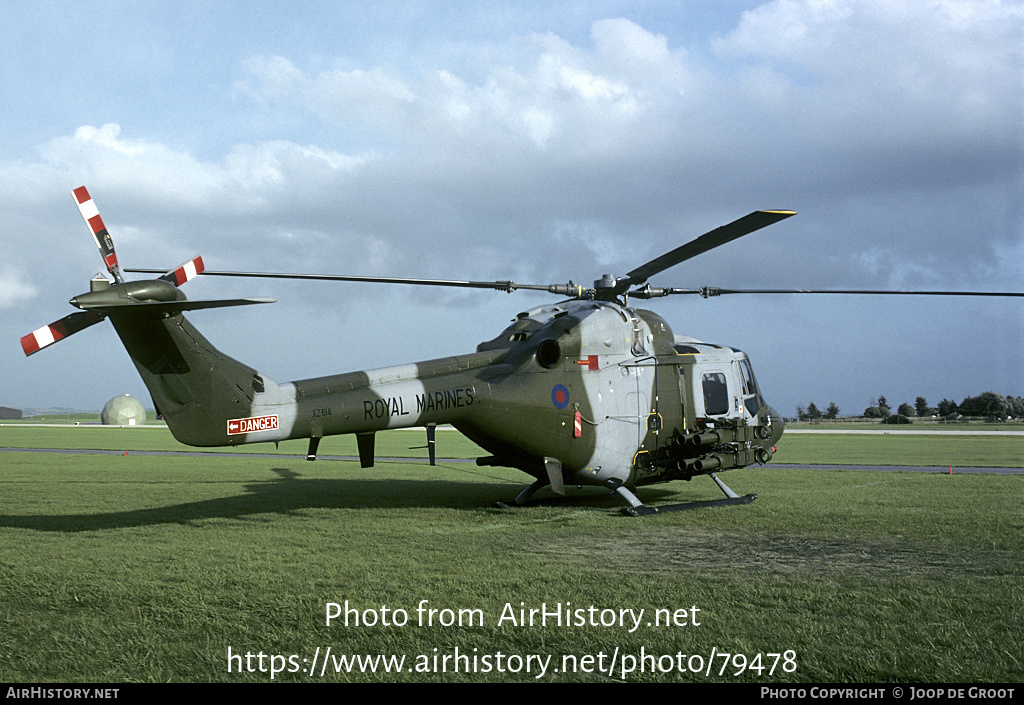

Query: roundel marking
left=551, top=384, right=570, bottom=409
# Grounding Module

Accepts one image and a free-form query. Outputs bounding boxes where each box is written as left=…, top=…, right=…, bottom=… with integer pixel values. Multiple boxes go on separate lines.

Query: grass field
left=0, top=426, right=1021, bottom=682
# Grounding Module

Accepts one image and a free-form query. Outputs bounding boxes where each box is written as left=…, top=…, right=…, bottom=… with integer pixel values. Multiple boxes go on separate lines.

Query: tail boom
left=106, top=307, right=498, bottom=448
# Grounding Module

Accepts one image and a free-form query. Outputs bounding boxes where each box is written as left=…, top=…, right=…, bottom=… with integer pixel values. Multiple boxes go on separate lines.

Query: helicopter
left=21, top=187, right=1024, bottom=515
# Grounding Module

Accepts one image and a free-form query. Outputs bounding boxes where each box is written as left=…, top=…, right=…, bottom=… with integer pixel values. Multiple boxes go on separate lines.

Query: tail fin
left=106, top=307, right=269, bottom=446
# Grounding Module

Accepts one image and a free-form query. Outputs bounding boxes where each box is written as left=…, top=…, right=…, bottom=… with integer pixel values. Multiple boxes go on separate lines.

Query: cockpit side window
left=738, top=359, right=761, bottom=416
left=738, top=359, right=758, bottom=396
left=701, top=372, right=729, bottom=416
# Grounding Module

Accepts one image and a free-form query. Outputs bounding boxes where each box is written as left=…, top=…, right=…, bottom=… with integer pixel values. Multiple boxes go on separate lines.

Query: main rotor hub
left=593, top=273, right=620, bottom=291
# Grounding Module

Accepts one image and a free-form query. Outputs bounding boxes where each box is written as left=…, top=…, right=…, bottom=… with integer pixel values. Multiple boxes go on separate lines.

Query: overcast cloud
left=1, top=0, right=1021, bottom=419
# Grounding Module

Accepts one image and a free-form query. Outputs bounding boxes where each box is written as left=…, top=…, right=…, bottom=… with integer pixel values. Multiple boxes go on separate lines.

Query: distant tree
left=898, top=402, right=915, bottom=417
left=914, top=396, right=930, bottom=417
left=1007, top=396, right=1024, bottom=419
left=959, top=392, right=1008, bottom=419
left=863, top=406, right=885, bottom=419
left=937, top=398, right=958, bottom=416
left=806, top=402, right=822, bottom=421
left=796, top=404, right=805, bottom=421
left=825, top=402, right=840, bottom=419
left=876, top=396, right=891, bottom=416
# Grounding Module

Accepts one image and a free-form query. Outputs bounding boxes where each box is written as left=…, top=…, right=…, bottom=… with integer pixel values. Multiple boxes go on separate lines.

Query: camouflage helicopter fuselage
left=104, top=283, right=782, bottom=511
left=24, top=189, right=807, bottom=514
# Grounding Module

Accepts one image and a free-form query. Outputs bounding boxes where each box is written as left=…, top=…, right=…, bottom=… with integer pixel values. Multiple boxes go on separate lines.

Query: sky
left=1, top=0, right=1021, bottom=420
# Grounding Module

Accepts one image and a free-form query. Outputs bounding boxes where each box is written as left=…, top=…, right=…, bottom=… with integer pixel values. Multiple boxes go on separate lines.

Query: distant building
left=0, top=407, right=23, bottom=420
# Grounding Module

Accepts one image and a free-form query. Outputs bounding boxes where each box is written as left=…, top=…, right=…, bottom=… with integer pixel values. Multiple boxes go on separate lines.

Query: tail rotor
left=20, top=187, right=271, bottom=357
left=20, top=310, right=106, bottom=356
left=158, top=255, right=205, bottom=286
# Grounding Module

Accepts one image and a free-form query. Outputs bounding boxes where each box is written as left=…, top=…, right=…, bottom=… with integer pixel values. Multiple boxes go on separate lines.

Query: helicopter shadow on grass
left=0, top=461, right=684, bottom=533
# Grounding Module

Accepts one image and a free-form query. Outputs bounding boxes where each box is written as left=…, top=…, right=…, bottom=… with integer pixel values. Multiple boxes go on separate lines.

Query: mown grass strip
left=0, top=441, right=1020, bottom=682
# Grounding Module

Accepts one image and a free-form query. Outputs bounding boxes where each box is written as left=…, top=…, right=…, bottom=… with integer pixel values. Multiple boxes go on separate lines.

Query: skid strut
left=492, top=479, right=547, bottom=509
left=620, top=473, right=758, bottom=516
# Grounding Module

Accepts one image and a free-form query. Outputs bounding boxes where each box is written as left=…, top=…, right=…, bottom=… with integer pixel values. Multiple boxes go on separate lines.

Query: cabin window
left=701, top=372, right=729, bottom=416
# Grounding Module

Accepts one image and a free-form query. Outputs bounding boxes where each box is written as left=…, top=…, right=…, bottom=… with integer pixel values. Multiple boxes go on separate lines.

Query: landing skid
left=493, top=473, right=757, bottom=515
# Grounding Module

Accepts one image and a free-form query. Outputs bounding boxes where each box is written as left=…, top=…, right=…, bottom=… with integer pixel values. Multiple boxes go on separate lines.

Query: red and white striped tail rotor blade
left=158, top=255, right=205, bottom=287
left=71, top=186, right=123, bottom=284
left=20, top=311, right=106, bottom=356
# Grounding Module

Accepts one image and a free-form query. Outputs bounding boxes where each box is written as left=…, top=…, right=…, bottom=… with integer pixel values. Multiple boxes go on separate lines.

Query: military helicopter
left=21, top=188, right=1024, bottom=515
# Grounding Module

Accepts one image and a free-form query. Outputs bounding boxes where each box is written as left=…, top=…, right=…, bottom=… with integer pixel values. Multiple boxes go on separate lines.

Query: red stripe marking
left=20, top=324, right=64, bottom=356
left=72, top=186, right=90, bottom=204
left=176, top=257, right=203, bottom=284
left=20, top=334, right=40, bottom=355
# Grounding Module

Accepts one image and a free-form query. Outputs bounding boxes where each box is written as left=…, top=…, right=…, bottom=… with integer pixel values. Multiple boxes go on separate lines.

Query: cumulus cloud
left=714, top=0, right=1023, bottom=150
left=235, top=18, right=692, bottom=158
left=0, top=269, right=37, bottom=309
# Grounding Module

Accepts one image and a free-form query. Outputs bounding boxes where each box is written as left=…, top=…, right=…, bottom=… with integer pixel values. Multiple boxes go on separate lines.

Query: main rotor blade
left=632, top=286, right=1024, bottom=299
left=710, top=288, right=1024, bottom=297
left=124, top=268, right=586, bottom=297
left=626, top=210, right=796, bottom=286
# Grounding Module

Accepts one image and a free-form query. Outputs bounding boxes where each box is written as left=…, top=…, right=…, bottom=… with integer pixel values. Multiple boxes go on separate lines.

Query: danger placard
left=227, top=414, right=279, bottom=435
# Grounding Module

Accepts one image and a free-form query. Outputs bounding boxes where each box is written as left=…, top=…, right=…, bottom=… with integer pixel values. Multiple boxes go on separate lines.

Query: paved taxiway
left=2, top=447, right=1021, bottom=474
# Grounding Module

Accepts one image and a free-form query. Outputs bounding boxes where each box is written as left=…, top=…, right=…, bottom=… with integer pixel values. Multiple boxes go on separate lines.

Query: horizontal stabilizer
left=77, top=297, right=276, bottom=314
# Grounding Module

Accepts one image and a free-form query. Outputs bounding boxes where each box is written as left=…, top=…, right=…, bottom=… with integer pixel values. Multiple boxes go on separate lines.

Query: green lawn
left=0, top=427, right=1020, bottom=682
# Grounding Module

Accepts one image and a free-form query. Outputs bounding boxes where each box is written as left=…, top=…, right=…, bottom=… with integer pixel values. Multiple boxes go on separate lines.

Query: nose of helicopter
left=765, top=405, right=785, bottom=447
